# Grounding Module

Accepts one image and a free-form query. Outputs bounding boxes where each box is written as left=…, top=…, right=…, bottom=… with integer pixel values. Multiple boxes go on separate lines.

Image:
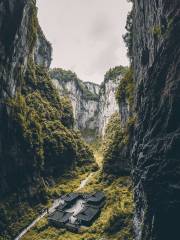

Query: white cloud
left=37, top=0, right=132, bottom=84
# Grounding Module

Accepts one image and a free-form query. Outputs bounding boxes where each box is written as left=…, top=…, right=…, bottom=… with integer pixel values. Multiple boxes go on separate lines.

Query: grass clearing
left=15, top=144, right=134, bottom=240
left=22, top=169, right=134, bottom=240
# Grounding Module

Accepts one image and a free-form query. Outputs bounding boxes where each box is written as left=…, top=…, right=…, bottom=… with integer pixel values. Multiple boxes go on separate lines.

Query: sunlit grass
left=22, top=169, right=134, bottom=240
left=20, top=143, right=134, bottom=240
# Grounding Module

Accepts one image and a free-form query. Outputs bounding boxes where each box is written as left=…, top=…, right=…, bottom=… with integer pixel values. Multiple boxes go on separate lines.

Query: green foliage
left=0, top=195, right=48, bottom=239
left=116, top=68, right=134, bottom=108
left=167, top=18, right=174, bottom=31
left=102, top=109, right=136, bottom=176
left=152, top=25, right=162, bottom=38
left=8, top=63, right=94, bottom=179
left=104, top=66, right=128, bottom=82
left=9, top=93, right=44, bottom=170
left=60, top=96, right=74, bottom=127
left=99, top=66, right=128, bottom=95
left=27, top=1, right=38, bottom=51
left=102, top=113, right=130, bottom=176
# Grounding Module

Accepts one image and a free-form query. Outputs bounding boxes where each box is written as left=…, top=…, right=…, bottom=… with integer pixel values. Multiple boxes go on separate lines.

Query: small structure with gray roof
left=48, top=191, right=106, bottom=232
left=86, top=192, right=106, bottom=206
left=48, top=211, right=72, bottom=227
left=76, top=205, right=100, bottom=226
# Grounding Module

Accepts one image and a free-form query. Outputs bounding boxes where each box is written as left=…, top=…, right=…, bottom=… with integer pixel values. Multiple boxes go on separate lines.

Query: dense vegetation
left=0, top=3, right=94, bottom=239
left=116, top=68, right=134, bottom=108
left=99, top=66, right=128, bottom=96
left=50, top=68, right=99, bottom=101
left=104, top=66, right=128, bottom=82
left=102, top=112, right=130, bottom=176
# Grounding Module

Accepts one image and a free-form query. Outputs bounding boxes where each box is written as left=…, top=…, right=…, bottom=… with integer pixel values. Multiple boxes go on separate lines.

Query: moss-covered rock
left=116, top=68, right=134, bottom=108
left=102, top=112, right=130, bottom=176
left=104, top=66, right=129, bottom=82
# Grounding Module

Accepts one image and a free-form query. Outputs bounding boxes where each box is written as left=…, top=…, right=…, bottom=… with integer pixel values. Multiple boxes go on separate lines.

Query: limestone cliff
left=34, top=25, right=52, bottom=68
left=98, top=74, right=122, bottom=136
left=131, top=1, right=180, bottom=239
left=102, top=67, right=134, bottom=176
left=50, top=66, right=127, bottom=139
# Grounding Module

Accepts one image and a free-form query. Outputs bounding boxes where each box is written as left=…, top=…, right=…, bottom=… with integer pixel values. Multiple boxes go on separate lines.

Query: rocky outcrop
left=0, top=0, right=35, bottom=196
left=98, top=76, right=121, bottom=136
left=34, top=25, right=52, bottom=68
left=102, top=68, right=134, bottom=176
left=50, top=69, right=100, bottom=141
left=131, top=1, right=180, bottom=239
left=50, top=67, right=126, bottom=139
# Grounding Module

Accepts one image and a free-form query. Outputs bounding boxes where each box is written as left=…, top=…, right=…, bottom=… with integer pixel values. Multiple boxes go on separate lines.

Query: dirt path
left=14, top=172, right=95, bottom=240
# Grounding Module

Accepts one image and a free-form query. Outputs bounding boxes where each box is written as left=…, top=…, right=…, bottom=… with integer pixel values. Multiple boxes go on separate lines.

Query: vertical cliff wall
left=50, top=69, right=100, bottom=141
left=50, top=67, right=127, bottom=139
left=0, top=0, right=38, bottom=197
left=132, top=1, right=180, bottom=239
left=0, top=0, right=93, bottom=200
left=34, top=25, right=52, bottom=68
left=98, top=75, right=122, bottom=136
left=0, top=1, right=95, bottom=237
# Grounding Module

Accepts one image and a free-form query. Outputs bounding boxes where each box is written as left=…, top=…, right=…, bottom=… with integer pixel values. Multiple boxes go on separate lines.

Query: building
left=48, top=210, right=72, bottom=228
left=86, top=192, right=106, bottom=206
left=56, top=202, right=68, bottom=211
left=61, top=193, right=81, bottom=204
left=76, top=206, right=100, bottom=227
left=65, top=223, right=80, bottom=233
left=48, top=191, right=106, bottom=231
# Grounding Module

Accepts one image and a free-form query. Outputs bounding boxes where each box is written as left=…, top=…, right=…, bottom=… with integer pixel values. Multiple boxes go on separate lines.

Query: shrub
left=116, top=68, right=134, bottom=108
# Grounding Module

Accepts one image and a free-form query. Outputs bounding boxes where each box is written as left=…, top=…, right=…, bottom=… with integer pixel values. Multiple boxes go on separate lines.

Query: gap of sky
left=37, top=0, right=132, bottom=84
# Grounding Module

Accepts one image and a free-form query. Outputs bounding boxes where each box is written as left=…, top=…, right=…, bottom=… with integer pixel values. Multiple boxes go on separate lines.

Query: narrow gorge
left=50, top=66, right=128, bottom=139
left=0, top=0, right=180, bottom=240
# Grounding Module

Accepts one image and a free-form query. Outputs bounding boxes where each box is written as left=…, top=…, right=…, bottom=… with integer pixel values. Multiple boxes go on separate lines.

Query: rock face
left=98, top=76, right=121, bottom=136
left=0, top=0, right=30, bottom=99
left=50, top=68, right=125, bottom=139
left=132, top=1, right=180, bottom=239
left=0, top=0, right=34, bottom=195
left=34, top=25, right=52, bottom=68
left=0, top=0, right=93, bottom=200
left=50, top=69, right=100, bottom=141
left=0, top=1, right=94, bottom=238
left=0, top=0, right=53, bottom=197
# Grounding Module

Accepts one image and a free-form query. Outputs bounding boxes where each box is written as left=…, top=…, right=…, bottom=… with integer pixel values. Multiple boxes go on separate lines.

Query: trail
left=14, top=172, right=95, bottom=240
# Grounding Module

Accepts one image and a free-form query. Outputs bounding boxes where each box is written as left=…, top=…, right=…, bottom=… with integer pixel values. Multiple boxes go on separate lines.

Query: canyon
left=50, top=67, right=127, bottom=140
left=0, top=0, right=180, bottom=240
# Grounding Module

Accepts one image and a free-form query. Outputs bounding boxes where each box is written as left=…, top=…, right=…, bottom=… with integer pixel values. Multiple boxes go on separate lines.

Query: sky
left=37, top=0, right=132, bottom=84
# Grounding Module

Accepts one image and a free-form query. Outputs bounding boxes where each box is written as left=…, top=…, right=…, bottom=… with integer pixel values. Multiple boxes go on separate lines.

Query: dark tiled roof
left=77, top=206, right=99, bottom=222
left=86, top=191, right=105, bottom=203
left=61, top=193, right=80, bottom=202
left=48, top=210, right=72, bottom=223
left=66, top=223, right=79, bottom=230
left=57, top=202, right=68, bottom=210
left=49, top=191, right=106, bottom=229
